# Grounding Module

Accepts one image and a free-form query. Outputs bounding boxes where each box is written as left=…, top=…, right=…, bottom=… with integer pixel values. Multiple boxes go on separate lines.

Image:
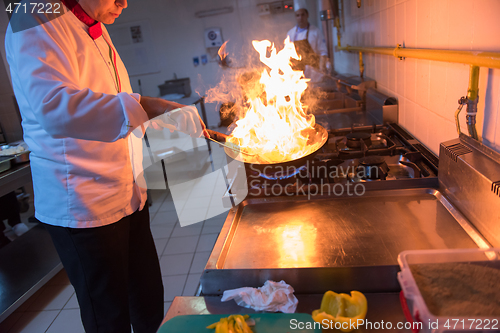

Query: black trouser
left=44, top=207, right=164, bottom=333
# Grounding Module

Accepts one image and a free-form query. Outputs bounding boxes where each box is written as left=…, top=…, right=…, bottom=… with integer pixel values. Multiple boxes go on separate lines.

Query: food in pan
left=0, top=145, right=26, bottom=156
left=410, top=262, right=500, bottom=316
left=312, top=290, right=368, bottom=332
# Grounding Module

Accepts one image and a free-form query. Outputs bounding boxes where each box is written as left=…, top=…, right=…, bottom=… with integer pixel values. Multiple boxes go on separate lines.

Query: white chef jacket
left=286, top=24, right=328, bottom=57
left=5, top=2, right=150, bottom=228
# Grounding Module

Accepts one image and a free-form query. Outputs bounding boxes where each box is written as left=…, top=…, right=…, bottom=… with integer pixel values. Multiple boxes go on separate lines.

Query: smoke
left=301, top=87, right=329, bottom=113
left=203, top=51, right=267, bottom=128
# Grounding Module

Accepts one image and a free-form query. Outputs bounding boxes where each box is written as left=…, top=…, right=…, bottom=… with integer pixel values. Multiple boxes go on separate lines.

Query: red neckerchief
left=60, top=0, right=102, bottom=40
left=60, top=0, right=121, bottom=92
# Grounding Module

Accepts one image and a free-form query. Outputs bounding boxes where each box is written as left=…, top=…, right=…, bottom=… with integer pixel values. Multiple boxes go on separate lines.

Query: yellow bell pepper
left=312, top=290, right=367, bottom=332
left=207, top=315, right=253, bottom=333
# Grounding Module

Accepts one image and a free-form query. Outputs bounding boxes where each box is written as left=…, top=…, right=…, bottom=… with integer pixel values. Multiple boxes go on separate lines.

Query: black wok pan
left=206, top=125, right=328, bottom=175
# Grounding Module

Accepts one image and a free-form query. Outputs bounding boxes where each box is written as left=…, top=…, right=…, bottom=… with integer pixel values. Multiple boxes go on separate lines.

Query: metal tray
left=0, top=143, right=30, bottom=165
left=0, top=156, right=15, bottom=173
left=12, top=151, right=30, bottom=164
left=201, top=188, right=489, bottom=295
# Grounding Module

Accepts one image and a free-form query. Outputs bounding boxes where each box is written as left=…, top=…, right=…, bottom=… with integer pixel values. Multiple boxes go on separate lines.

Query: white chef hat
left=294, top=0, right=308, bottom=11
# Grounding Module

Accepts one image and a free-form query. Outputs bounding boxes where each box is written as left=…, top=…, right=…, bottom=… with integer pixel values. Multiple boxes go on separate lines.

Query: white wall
left=114, top=0, right=297, bottom=127
left=332, top=0, right=500, bottom=154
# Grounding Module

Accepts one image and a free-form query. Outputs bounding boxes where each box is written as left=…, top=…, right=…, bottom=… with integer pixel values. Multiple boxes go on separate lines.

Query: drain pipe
left=466, top=65, right=479, bottom=140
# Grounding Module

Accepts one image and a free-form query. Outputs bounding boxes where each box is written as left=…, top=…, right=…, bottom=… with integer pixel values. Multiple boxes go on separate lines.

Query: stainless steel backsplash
left=439, top=134, right=500, bottom=247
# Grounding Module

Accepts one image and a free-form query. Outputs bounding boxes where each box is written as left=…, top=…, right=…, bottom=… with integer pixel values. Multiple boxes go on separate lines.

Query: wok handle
left=205, top=129, right=228, bottom=142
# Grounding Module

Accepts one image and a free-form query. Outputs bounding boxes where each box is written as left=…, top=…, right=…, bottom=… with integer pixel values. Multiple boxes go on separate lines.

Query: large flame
left=226, top=37, right=325, bottom=164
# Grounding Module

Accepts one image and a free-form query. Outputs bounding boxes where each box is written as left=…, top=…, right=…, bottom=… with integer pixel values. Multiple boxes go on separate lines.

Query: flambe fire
left=226, top=37, right=325, bottom=164
left=218, top=41, right=229, bottom=60
left=218, top=41, right=229, bottom=67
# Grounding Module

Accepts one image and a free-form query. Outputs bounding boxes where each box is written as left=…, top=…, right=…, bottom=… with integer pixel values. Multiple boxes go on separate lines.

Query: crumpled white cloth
left=221, top=280, right=298, bottom=313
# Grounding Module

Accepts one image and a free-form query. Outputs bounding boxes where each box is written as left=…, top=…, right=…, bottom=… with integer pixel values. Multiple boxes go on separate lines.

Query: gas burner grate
left=414, top=144, right=439, bottom=169
left=390, top=123, right=414, bottom=141
left=326, top=132, right=398, bottom=159
left=237, top=123, right=440, bottom=198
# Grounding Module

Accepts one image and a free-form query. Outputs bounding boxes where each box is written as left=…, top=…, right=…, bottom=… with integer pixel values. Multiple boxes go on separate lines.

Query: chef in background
left=287, top=0, right=328, bottom=76
left=5, top=0, right=206, bottom=332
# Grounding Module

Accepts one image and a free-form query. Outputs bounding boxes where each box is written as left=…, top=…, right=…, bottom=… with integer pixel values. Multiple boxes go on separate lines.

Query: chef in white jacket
left=5, top=0, right=205, bottom=332
left=287, top=0, right=328, bottom=73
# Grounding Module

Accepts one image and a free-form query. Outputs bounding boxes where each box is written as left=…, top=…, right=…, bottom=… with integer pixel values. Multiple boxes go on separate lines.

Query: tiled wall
left=333, top=0, right=500, bottom=154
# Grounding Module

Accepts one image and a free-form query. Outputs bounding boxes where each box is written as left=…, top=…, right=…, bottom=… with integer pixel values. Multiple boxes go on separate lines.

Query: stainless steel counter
left=162, top=294, right=412, bottom=332
left=223, top=191, right=478, bottom=269
left=201, top=188, right=487, bottom=295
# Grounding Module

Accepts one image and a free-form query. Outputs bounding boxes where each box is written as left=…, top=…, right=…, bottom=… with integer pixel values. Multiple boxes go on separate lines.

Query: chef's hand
left=152, top=106, right=209, bottom=138
left=140, top=96, right=208, bottom=138
left=140, top=96, right=184, bottom=119
left=164, top=105, right=209, bottom=138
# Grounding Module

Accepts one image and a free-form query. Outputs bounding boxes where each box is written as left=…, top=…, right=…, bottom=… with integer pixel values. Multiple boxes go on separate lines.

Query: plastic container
left=397, top=248, right=500, bottom=333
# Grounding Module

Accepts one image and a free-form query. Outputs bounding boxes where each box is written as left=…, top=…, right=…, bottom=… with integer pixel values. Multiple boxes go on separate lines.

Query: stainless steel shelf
left=0, top=162, right=31, bottom=198
left=0, top=224, right=62, bottom=323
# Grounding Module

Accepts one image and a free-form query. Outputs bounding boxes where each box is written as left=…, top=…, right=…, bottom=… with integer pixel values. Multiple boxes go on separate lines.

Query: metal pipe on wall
left=337, top=45, right=500, bottom=69
left=334, top=17, right=341, bottom=48
left=319, top=0, right=332, bottom=60
left=454, top=66, right=480, bottom=138
left=466, top=65, right=480, bottom=140
left=318, top=0, right=340, bottom=70
left=337, top=45, right=500, bottom=141
left=359, top=51, right=364, bottom=78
